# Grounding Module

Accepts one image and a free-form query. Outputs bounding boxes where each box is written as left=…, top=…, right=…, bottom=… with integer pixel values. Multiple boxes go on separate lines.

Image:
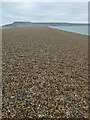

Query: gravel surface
left=2, top=27, right=89, bottom=119
left=0, top=29, right=2, bottom=119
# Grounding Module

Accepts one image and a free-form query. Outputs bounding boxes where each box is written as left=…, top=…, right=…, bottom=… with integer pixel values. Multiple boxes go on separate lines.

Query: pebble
left=2, top=28, right=89, bottom=119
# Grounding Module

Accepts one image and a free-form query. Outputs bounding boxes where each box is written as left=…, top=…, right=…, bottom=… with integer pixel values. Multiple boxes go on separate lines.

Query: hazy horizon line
left=2, top=21, right=88, bottom=26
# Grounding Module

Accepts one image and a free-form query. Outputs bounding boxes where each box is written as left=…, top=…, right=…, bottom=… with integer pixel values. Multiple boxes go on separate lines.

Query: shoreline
left=48, top=27, right=88, bottom=36
left=1, top=26, right=89, bottom=36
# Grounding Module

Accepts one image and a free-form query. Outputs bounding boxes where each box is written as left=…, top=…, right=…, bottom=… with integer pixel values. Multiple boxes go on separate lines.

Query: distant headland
left=2, top=21, right=88, bottom=28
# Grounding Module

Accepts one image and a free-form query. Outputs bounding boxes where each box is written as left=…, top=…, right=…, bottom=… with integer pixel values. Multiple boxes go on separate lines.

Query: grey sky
left=1, top=2, right=88, bottom=25
left=2, top=0, right=89, bottom=2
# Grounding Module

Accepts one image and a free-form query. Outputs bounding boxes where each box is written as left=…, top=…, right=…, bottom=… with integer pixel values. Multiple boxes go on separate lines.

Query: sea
left=49, top=25, right=89, bottom=35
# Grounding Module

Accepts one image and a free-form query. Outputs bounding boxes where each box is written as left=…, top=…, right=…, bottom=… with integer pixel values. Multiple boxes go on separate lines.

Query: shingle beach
left=2, top=27, right=89, bottom=119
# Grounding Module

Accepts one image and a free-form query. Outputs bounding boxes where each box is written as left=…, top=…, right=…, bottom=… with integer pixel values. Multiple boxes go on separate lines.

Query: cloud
left=2, top=0, right=89, bottom=2
left=2, top=2, right=88, bottom=25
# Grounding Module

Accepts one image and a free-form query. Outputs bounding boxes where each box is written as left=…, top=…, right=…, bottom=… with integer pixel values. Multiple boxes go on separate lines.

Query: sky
left=1, top=1, right=89, bottom=26
left=1, top=0, right=89, bottom=2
